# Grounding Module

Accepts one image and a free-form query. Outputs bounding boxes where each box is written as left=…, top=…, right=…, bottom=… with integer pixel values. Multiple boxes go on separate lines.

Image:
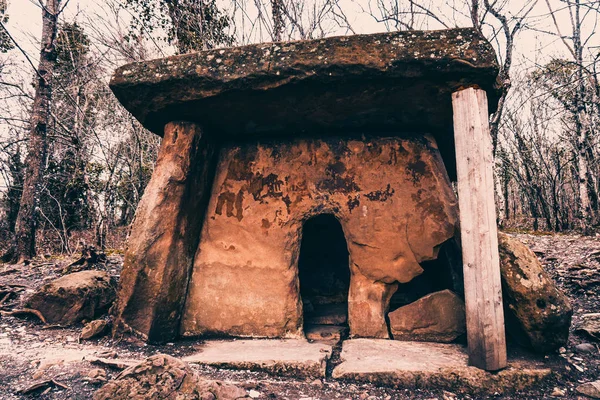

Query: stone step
left=183, top=339, right=332, bottom=378
left=305, top=324, right=348, bottom=344
left=305, top=303, right=347, bottom=325
left=332, top=339, right=552, bottom=395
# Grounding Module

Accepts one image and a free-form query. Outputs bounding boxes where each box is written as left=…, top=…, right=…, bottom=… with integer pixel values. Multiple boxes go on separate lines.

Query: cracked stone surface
left=180, top=135, right=458, bottom=339
left=332, top=339, right=552, bottom=394
left=183, top=340, right=332, bottom=378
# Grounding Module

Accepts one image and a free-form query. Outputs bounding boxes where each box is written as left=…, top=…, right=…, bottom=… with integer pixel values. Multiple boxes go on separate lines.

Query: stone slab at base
left=305, top=325, right=348, bottom=345
left=183, top=339, right=332, bottom=378
left=332, top=339, right=551, bottom=394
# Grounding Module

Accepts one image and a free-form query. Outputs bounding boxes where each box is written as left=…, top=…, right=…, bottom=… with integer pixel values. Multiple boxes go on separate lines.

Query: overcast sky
left=0, top=0, right=598, bottom=192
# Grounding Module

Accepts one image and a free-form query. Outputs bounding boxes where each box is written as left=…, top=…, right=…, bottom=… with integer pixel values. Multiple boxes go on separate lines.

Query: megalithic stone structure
left=109, top=28, right=506, bottom=371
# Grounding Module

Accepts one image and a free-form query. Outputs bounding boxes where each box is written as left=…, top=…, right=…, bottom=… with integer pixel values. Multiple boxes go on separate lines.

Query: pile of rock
left=93, top=354, right=248, bottom=400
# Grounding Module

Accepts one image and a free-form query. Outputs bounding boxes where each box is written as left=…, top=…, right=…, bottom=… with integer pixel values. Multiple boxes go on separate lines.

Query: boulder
left=81, top=320, right=109, bottom=340
left=110, top=29, right=500, bottom=138
left=26, top=270, right=116, bottom=325
left=94, top=354, right=247, bottom=400
left=388, top=289, right=466, bottom=343
left=498, top=233, right=572, bottom=353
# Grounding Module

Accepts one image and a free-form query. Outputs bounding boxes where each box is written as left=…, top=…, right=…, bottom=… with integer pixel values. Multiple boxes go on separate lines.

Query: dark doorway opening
left=298, top=214, right=350, bottom=341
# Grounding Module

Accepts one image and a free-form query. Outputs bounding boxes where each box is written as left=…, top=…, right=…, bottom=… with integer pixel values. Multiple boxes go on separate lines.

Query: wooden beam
left=452, top=87, right=507, bottom=371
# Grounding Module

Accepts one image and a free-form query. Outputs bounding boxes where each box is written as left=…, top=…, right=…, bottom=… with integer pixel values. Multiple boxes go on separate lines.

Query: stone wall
left=180, top=134, right=459, bottom=339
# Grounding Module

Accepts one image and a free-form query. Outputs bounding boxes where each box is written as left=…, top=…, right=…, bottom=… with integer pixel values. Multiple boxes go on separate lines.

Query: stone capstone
left=93, top=354, right=248, bottom=400
left=25, top=270, right=116, bottom=325
left=388, top=289, right=466, bottom=343
left=110, top=28, right=500, bottom=176
left=498, top=233, right=572, bottom=353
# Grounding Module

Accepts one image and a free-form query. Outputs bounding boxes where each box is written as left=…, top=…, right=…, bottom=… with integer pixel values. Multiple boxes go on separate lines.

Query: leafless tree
left=4, top=0, right=62, bottom=262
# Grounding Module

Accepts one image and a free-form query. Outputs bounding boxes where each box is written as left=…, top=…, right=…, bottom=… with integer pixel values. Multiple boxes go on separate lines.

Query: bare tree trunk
left=271, top=0, right=284, bottom=41
left=475, top=0, right=536, bottom=155
left=11, top=0, right=60, bottom=263
left=165, top=0, right=209, bottom=53
left=572, top=0, right=593, bottom=233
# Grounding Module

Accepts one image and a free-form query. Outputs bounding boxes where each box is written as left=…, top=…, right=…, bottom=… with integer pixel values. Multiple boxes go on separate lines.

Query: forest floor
left=0, top=232, right=599, bottom=400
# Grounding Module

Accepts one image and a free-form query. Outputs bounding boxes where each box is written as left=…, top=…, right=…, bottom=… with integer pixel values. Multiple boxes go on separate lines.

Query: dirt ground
left=1, top=232, right=599, bottom=400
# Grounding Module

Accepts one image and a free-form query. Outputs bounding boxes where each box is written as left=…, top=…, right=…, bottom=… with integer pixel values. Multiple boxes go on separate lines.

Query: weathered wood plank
left=452, top=87, right=507, bottom=371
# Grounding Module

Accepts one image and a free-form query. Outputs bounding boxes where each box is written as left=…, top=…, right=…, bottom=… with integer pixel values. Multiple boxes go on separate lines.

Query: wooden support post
left=452, top=87, right=507, bottom=371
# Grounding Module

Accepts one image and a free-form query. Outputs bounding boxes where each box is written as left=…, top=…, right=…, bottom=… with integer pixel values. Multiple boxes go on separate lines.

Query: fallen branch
left=0, top=292, right=12, bottom=306
left=30, top=262, right=55, bottom=268
left=41, top=323, right=65, bottom=330
left=0, top=268, right=17, bottom=276
left=1, top=308, right=47, bottom=323
left=88, top=357, right=138, bottom=370
left=18, top=379, right=69, bottom=394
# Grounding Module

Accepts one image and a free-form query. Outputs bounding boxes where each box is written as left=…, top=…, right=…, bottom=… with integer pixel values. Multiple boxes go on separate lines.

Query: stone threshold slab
left=183, top=339, right=332, bottom=378
left=332, top=339, right=552, bottom=395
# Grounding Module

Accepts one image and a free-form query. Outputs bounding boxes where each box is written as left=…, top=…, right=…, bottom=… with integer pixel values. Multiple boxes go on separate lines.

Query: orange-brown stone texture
left=109, top=28, right=501, bottom=343
left=180, top=135, right=459, bottom=339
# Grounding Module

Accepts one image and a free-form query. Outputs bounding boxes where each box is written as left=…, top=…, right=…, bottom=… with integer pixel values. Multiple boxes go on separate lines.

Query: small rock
left=81, top=320, right=109, bottom=340
left=310, top=379, right=323, bottom=387
left=575, top=343, right=596, bottom=354
left=249, top=389, right=261, bottom=398
left=442, top=390, right=457, bottom=400
left=328, top=381, right=340, bottom=389
left=550, top=387, right=566, bottom=397
left=86, top=368, right=107, bottom=384
left=388, top=290, right=465, bottom=343
left=577, top=380, right=600, bottom=399
left=576, top=314, right=600, bottom=341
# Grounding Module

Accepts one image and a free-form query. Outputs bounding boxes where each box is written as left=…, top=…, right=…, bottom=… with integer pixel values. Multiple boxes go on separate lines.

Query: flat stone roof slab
left=183, top=339, right=332, bottom=378
left=332, top=339, right=551, bottom=394
left=110, top=28, right=499, bottom=139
